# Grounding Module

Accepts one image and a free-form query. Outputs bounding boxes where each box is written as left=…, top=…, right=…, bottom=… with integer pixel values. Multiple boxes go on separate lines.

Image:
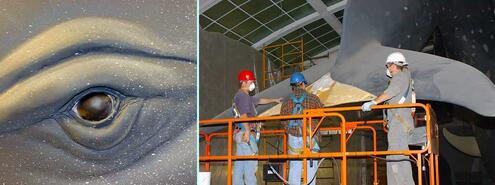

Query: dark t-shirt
left=234, top=90, right=260, bottom=118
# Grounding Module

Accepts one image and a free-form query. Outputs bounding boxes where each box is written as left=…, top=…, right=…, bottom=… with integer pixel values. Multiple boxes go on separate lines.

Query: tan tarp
left=258, top=73, right=376, bottom=116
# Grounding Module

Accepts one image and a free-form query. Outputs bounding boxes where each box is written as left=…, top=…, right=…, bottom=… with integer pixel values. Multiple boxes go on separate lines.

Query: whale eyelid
left=0, top=17, right=194, bottom=93
left=0, top=44, right=186, bottom=95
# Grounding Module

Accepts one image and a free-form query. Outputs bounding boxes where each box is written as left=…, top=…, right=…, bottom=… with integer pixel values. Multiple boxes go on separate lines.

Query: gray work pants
left=386, top=109, right=415, bottom=185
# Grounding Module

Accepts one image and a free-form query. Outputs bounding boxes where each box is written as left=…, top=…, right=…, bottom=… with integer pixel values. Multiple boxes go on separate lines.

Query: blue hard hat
left=290, top=72, right=307, bottom=85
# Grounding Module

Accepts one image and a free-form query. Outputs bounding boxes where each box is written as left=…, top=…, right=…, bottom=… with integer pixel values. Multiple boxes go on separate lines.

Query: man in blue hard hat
left=280, top=72, right=323, bottom=185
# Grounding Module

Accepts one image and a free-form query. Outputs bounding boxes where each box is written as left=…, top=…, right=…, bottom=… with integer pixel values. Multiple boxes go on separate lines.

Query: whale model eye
left=72, top=92, right=118, bottom=127
left=76, top=93, right=113, bottom=121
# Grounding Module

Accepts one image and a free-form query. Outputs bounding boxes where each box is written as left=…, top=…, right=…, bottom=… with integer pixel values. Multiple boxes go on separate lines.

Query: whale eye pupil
left=76, top=92, right=113, bottom=122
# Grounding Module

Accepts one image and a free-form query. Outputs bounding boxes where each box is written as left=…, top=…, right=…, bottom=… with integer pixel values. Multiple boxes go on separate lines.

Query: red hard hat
left=238, top=70, right=256, bottom=81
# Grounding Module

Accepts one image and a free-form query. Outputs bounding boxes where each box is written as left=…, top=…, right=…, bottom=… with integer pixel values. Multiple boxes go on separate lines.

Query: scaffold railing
left=262, top=40, right=304, bottom=90
left=199, top=103, right=440, bottom=185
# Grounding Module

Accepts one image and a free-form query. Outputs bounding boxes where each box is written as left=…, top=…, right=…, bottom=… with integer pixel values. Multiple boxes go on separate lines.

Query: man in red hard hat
left=232, top=69, right=281, bottom=185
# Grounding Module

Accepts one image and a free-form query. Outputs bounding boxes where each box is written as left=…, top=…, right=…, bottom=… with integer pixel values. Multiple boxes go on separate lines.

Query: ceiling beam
left=251, top=0, right=346, bottom=50
left=307, top=0, right=343, bottom=35
left=200, top=0, right=222, bottom=14
left=252, top=12, right=320, bottom=49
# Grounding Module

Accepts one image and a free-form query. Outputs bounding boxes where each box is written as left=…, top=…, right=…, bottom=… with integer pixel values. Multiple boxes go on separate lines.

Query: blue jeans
left=233, top=160, right=258, bottom=185
left=288, top=134, right=319, bottom=185
left=233, top=131, right=258, bottom=185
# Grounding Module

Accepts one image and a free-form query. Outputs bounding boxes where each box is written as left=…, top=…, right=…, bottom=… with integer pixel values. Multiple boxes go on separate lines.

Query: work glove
left=361, top=100, right=377, bottom=111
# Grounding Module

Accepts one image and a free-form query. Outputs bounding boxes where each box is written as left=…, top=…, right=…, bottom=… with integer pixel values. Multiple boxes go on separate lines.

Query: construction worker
left=361, top=52, right=415, bottom=185
left=281, top=72, right=323, bottom=185
left=233, top=69, right=281, bottom=185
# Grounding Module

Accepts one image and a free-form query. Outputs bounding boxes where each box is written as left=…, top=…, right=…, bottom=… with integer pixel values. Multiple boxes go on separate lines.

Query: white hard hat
left=386, top=52, right=408, bottom=67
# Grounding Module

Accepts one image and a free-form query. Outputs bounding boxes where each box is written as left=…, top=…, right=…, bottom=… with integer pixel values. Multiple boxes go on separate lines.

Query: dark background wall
left=200, top=30, right=263, bottom=120
left=199, top=30, right=381, bottom=185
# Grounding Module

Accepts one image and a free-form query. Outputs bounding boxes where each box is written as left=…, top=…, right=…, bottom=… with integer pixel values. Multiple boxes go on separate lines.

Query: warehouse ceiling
left=200, top=0, right=345, bottom=64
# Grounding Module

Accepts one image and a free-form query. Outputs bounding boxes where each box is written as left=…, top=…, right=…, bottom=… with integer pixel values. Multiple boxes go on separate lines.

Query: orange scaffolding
left=199, top=103, right=440, bottom=185
left=262, top=40, right=304, bottom=90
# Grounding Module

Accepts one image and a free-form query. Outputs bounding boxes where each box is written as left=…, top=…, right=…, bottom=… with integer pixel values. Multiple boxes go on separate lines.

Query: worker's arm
left=362, top=73, right=405, bottom=111
left=239, top=113, right=250, bottom=142
left=361, top=73, right=404, bottom=111
left=362, top=91, right=393, bottom=111
left=373, top=93, right=392, bottom=104
left=379, top=72, right=406, bottom=103
left=372, top=90, right=395, bottom=127
left=280, top=100, right=289, bottom=129
left=258, top=98, right=282, bottom=105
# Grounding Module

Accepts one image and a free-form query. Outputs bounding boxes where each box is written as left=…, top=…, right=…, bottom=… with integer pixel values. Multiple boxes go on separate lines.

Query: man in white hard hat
left=361, top=52, right=415, bottom=185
